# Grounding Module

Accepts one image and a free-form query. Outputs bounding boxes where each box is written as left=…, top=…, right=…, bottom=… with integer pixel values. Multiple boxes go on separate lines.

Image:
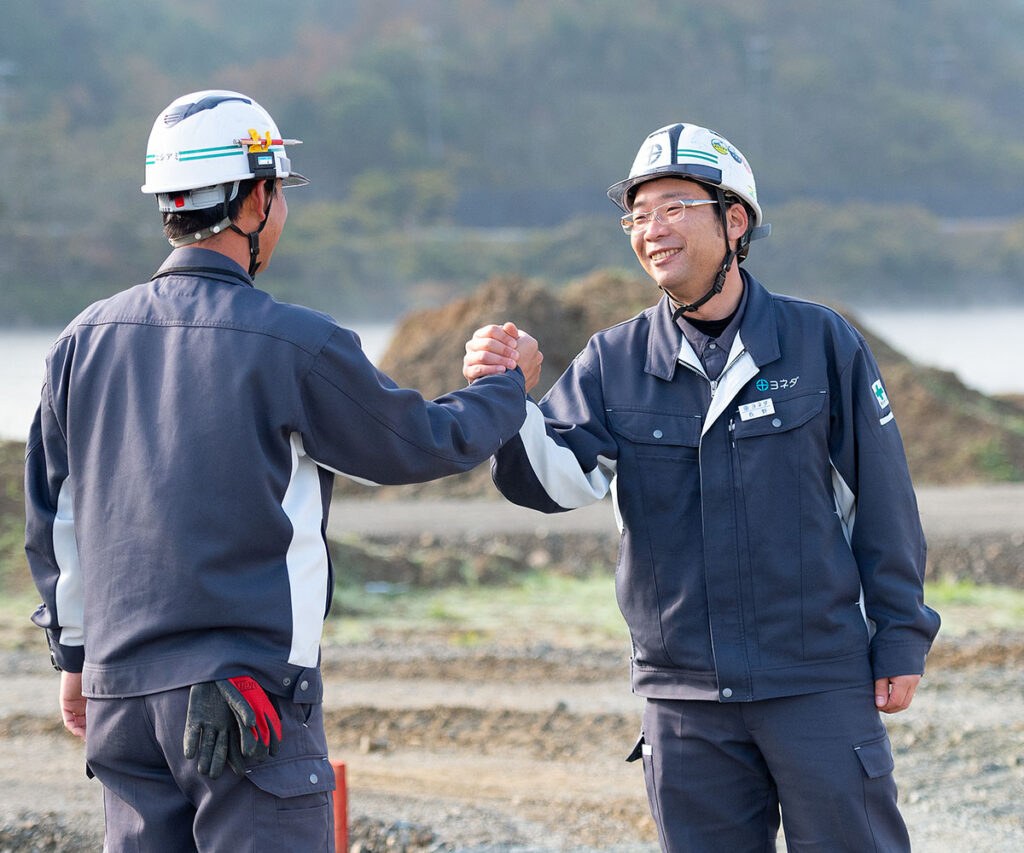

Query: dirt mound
left=341, top=271, right=1023, bottom=499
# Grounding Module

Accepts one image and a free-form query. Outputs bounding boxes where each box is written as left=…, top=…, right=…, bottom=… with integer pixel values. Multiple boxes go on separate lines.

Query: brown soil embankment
left=335, top=272, right=1024, bottom=501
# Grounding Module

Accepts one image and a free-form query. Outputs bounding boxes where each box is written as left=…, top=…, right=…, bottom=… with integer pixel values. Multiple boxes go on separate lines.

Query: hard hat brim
left=606, top=163, right=724, bottom=212
left=282, top=172, right=309, bottom=188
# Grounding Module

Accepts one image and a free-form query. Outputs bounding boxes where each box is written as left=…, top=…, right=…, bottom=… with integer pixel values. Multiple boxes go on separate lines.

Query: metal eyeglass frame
left=620, top=198, right=719, bottom=234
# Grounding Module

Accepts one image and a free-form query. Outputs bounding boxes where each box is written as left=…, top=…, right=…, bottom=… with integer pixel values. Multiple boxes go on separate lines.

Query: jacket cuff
left=49, top=638, right=85, bottom=674
left=870, top=641, right=930, bottom=679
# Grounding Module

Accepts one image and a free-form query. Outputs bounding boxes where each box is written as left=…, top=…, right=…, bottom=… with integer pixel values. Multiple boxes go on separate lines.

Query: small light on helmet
left=174, top=196, right=185, bottom=208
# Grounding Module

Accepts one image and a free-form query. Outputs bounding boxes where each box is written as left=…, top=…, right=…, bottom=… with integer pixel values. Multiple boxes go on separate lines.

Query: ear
left=239, top=182, right=270, bottom=226
left=726, top=201, right=749, bottom=243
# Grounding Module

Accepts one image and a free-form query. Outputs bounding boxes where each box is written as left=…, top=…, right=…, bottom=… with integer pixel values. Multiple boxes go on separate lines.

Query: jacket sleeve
left=298, top=327, right=528, bottom=485
left=24, top=379, right=86, bottom=673
left=492, top=351, right=618, bottom=513
left=830, top=339, right=940, bottom=679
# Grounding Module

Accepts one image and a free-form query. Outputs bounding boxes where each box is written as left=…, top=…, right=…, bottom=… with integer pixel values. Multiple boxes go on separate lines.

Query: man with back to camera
left=463, top=122, right=939, bottom=851
left=24, top=89, right=541, bottom=851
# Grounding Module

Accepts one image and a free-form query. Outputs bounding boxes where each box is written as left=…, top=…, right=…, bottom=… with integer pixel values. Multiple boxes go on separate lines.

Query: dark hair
left=161, top=178, right=274, bottom=241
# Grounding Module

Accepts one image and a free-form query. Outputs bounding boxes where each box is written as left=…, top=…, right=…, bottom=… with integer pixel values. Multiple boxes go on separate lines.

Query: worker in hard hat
left=464, top=123, right=938, bottom=851
left=25, top=89, right=541, bottom=851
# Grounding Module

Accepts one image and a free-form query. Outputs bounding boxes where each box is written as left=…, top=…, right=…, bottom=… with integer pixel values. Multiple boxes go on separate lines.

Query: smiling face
left=628, top=177, right=730, bottom=304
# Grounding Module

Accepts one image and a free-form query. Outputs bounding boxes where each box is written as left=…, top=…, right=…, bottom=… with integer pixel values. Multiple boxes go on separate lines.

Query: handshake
left=463, top=321, right=544, bottom=393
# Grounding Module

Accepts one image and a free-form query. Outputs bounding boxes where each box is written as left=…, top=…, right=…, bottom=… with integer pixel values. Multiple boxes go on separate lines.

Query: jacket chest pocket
left=730, top=390, right=828, bottom=509
left=607, top=410, right=702, bottom=546
left=608, top=410, right=701, bottom=462
left=731, top=390, right=826, bottom=441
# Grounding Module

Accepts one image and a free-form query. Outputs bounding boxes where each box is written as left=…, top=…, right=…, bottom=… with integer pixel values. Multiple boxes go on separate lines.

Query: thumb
left=215, top=680, right=257, bottom=727
left=501, top=321, right=519, bottom=339
left=874, top=677, right=889, bottom=708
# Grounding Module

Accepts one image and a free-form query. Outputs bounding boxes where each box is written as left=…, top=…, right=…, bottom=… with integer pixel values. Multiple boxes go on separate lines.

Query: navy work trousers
left=85, top=685, right=335, bottom=852
left=636, top=684, right=911, bottom=852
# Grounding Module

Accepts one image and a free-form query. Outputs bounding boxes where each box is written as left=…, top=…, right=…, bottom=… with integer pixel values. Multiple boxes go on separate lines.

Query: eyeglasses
left=621, top=198, right=719, bottom=234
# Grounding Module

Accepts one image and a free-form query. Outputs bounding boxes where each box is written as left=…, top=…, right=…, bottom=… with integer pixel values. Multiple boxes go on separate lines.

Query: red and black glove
left=219, top=676, right=283, bottom=760
left=183, top=676, right=283, bottom=778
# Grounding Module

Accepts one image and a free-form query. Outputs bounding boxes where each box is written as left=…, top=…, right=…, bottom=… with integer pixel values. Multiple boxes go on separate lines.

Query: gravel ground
left=2, top=487, right=1022, bottom=851
left=2, top=631, right=1022, bottom=852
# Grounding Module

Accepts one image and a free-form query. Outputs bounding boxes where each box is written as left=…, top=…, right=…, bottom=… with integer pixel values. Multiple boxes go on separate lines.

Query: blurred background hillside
left=1, top=0, right=1023, bottom=326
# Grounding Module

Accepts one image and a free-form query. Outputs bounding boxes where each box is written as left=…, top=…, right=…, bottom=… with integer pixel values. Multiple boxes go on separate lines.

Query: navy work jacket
left=493, top=271, right=940, bottom=701
left=25, top=248, right=527, bottom=699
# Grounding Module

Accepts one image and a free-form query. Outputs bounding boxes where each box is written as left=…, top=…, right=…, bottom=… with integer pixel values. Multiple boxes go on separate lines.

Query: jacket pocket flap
left=608, top=411, right=701, bottom=446
left=732, top=391, right=826, bottom=439
left=246, top=755, right=337, bottom=798
left=853, top=735, right=895, bottom=779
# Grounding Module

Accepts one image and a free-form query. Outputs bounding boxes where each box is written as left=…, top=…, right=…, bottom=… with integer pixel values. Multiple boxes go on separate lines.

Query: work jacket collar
left=645, top=268, right=782, bottom=380
left=152, top=247, right=255, bottom=289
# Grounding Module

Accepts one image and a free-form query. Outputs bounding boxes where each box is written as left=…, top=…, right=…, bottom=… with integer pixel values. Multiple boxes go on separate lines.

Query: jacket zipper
left=683, top=348, right=747, bottom=691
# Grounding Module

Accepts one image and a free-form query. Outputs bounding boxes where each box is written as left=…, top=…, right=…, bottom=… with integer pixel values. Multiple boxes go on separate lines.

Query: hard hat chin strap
left=668, top=190, right=740, bottom=319
left=229, top=185, right=275, bottom=277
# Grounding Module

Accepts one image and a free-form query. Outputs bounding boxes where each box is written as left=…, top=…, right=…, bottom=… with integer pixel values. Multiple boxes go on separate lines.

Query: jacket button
left=309, top=773, right=318, bottom=784
left=299, top=680, right=309, bottom=691
left=653, top=429, right=663, bottom=438
left=721, top=687, right=733, bottom=698
left=771, top=418, right=782, bottom=428
left=282, top=677, right=291, bottom=687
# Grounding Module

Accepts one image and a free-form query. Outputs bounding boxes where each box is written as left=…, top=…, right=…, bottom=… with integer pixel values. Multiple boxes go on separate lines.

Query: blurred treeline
left=1, top=0, right=1022, bottom=325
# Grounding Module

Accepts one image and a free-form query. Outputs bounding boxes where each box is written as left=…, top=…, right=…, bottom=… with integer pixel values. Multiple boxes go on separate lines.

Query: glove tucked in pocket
left=183, top=676, right=283, bottom=779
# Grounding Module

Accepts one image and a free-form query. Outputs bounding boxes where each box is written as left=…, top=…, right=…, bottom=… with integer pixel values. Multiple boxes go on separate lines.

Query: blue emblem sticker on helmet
left=712, top=138, right=743, bottom=164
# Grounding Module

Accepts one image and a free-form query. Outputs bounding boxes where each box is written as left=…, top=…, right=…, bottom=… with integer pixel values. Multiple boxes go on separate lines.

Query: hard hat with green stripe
left=606, top=123, right=767, bottom=244
left=141, top=90, right=308, bottom=212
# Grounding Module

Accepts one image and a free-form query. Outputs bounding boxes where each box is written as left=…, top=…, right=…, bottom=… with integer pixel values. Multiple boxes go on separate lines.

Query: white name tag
left=739, top=398, right=775, bottom=421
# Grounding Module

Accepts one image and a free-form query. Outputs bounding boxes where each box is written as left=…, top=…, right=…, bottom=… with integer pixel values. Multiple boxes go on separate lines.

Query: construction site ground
left=1, top=486, right=1022, bottom=852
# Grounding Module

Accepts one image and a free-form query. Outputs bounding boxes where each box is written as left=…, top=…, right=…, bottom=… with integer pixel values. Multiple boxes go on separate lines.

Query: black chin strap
left=229, top=187, right=275, bottom=277
left=668, top=189, right=743, bottom=320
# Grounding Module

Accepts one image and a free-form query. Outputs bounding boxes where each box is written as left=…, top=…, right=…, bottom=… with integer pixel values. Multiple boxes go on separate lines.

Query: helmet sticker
left=646, top=143, right=663, bottom=166
left=712, top=138, right=743, bottom=164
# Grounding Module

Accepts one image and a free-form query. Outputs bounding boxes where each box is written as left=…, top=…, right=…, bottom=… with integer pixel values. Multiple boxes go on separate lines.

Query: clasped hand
left=463, top=321, right=543, bottom=393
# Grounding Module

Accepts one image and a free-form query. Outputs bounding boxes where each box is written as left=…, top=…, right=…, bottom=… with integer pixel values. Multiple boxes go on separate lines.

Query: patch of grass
left=0, top=590, right=46, bottom=651
left=325, top=575, right=1023, bottom=648
left=924, top=579, right=1024, bottom=636
left=326, top=571, right=629, bottom=648
left=0, top=441, right=31, bottom=597
left=971, top=438, right=1023, bottom=481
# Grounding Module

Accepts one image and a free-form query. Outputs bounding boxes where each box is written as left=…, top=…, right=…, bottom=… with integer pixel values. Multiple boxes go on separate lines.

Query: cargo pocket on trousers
left=249, top=755, right=336, bottom=848
left=853, top=734, right=895, bottom=779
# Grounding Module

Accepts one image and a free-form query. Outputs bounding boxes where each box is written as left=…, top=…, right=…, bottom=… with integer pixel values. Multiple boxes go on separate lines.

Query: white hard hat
left=141, top=90, right=308, bottom=211
left=607, top=123, right=768, bottom=242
